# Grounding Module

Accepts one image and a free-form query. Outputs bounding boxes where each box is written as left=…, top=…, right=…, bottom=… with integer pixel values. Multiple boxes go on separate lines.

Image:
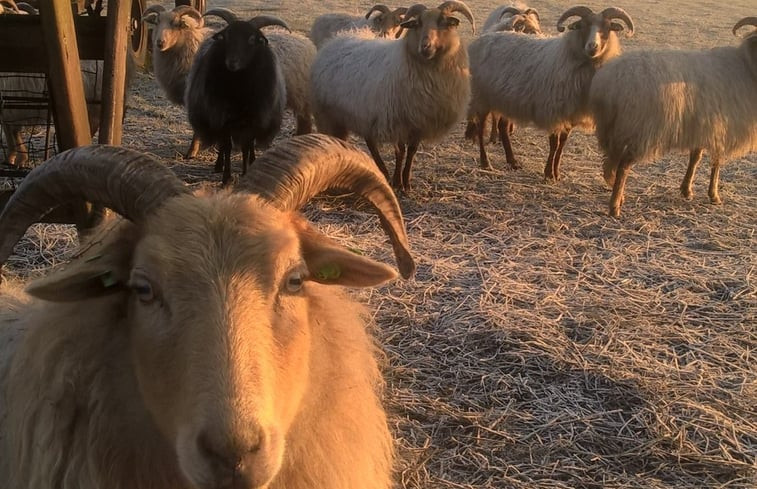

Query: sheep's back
left=267, top=30, right=316, bottom=117
left=469, top=33, right=595, bottom=132
left=310, top=13, right=368, bottom=48
left=590, top=48, right=757, bottom=163
left=312, top=36, right=470, bottom=143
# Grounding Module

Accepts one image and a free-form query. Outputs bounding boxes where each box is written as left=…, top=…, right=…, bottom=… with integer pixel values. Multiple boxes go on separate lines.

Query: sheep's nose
left=586, top=42, right=599, bottom=56
left=197, top=429, right=264, bottom=488
left=156, top=38, right=165, bottom=50
left=420, top=42, right=435, bottom=59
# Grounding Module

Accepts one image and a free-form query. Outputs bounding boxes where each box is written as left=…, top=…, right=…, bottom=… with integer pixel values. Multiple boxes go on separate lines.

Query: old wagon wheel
left=130, top=0, right=148, bottom=67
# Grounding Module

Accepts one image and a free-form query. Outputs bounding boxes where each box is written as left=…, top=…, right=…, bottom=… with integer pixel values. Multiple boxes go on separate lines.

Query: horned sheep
left=311, top=1, right=475, bottom=191
left=464, top=3, right=542, bottom=146
left=591, top=16, right=757, bottom=217
left=467, top=5, right=634, bottom=178
left=185, top=12, right=288, bottom=185
left=309, top=4, right=408, bottom=48
left=0, top=135, right=416, bottom=489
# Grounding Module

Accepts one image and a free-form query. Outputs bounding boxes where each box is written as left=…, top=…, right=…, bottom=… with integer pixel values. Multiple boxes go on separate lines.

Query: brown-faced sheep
left=0, top=134, right=415, bottom=489
left=468, top=5, right=633, bottom=178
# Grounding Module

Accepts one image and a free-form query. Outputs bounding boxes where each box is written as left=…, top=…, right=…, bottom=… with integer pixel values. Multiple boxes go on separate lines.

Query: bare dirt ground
left=2, top=1, right=756, bottom=488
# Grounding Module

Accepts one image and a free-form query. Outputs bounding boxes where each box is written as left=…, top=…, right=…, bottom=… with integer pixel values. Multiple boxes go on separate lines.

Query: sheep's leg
left=464, top=118, right=478, bottom=142
left=185, top=133, right=202, bottom=160
left=242, top=140, right=255, bottom=176
left=488, top=114, right=499, bottom=144
left=365, top=138, right=390, bottom=181
left=545, top=133, right=558, bottom=180
left=609, top=158, right=632, bottom=218
left=401, top=141, right=419, bottom=192
left=3, top=126, right=28, bottom=167
left=220, top=139, right=232, bottom=186
left=393, top=143, right=406, bottom=188
left=498, top=118, right=520, bottom=170
left=295, top=115, right=312, bottom=135
left=552, top=129, right=571, bottom=181
left=708, top=155, right=722, bottom=205
left=680, top=148, right=703, bottom=200
left=477, top=114, right=492, bottom=170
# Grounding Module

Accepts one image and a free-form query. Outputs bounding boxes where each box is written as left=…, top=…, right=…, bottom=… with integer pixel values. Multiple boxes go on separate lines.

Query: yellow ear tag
left=315, top=263, right=341, bottom=281
left=98, top=270, right=118, bottom=289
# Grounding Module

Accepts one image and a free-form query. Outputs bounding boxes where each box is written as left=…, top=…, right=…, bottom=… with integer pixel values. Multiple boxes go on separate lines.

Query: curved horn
left=14, top=2, right=35, bottom=13
left=498, top=6, right=522, bottom=21
left=600, top=7, right=634, bottom=36
left=437, top=1, right=475, bottom=33
left=733, top=16, right=757, bottom=37
left=524, top=7, right=539, bottom=21
left=239, top=135, right=415, bottom=279
left=203, top=7, right=238, bottom=24
left=556, top=5, right=594, bottom=32
left=249, top=15, right=290, bottom=32
left=393, top=6, right=408, bottom=16
left=403, top=3, right=427, bottom=21
left=141, top=3, right=165, bottom=18
left=365, top=4, right=390, bottom=19
left=0, top=0, right=19, bottom=12
left=173, top=4, right=202, bottom=24
left=0, top=146, right=188, bottom=267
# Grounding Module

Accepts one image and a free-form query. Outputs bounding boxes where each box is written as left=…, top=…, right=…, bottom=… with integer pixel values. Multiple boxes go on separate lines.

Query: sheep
left=311, top=1, right=475, bottom=191
left=590, top=17, right=757, bottom=217
left=464, top=3, right=542, bottom=146
left=468, top=5, right=634, bottom=177
left=1, top=62, right=105, bottom=166
left=204, top=8, right=317, bottom=136
left=0, top=135, right=415, bottom=488
left=185, top=11, right=288, bottom=185
left=310, top=4, right=408, bottom=49
left=141, top=4, right=210, bottom=159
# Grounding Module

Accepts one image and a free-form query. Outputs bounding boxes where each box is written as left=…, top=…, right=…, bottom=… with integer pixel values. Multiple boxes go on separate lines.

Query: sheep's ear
left=609, top=22, right=624, bottom=32
left=180, top=14, right=202, bottom=28
left=297, top=224, right=397, bottom=288
left=142, top=12, right=159, bottom=25
left=444, top=16, right=460, bottom=28
left=26, top=226, right=135, bottom=302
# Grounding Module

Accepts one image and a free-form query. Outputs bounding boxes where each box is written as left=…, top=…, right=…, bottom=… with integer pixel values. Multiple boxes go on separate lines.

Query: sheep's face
left=371, top=8, right=406, bottom=38
left=22, top=192, right=397, bottom=489
left=498, top=14, right=541, bottom=35
left=144, top=11, right=203, bottom=52
left=401, top=10, right=461, bottom=60
left=567, top=15, right=623, bottom=60
left=213, top=22, right=269, bottom=73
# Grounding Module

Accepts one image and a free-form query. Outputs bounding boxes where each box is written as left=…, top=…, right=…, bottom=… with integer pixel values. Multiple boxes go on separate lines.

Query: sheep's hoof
left=680, top=188, right=694, bottom=200
left=609, top=206, right=621, bottom=218
left=709, top=195, right=722, bottom=205
left=479, top=162, right=494, bottom=171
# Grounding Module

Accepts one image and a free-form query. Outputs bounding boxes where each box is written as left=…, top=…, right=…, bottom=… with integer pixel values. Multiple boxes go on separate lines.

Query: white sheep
left=261, top=28, right=317, bottom=135
left=311, top=1, right=475, bottom=191
left=468, top=5, right=634, bottom=178
left=465, top=3, right=542, bottom=146
left=591, top=16, right=757, bottom=217
left=309, top=4, right=408, bottom=48
left=0, top=135, right=415, bottom=488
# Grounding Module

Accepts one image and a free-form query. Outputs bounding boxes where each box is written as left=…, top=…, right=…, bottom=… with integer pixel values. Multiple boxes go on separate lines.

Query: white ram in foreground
left=468, top=5, right=633, bottom=178
left=590, top=16, right=757, bottom=217
left=0, top=135, right=415, bottom=489
left=311, top=1, right=475, bottom=191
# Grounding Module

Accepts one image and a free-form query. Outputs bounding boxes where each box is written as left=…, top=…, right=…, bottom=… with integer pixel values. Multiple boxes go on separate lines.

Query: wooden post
left=98, top=0, right=132, bottom=145
left=38, top=0, right=91, bottom=149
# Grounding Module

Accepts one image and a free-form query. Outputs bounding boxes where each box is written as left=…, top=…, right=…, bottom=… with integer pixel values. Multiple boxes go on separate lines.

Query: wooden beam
left=0, top=16, right=108, bottom=72
left=38, top=0, right=91, bottom=149
left=98, top=0, right=132, bottom=145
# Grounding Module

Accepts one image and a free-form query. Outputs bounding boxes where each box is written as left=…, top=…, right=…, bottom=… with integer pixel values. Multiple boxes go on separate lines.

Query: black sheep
left=185, top=13, right=288, bottom=185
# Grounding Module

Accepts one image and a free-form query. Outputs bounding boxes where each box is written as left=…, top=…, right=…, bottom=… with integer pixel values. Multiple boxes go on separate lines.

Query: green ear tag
left=98, top=270, right=118, bottom=288
left=315, top=263, right=341, bottom=281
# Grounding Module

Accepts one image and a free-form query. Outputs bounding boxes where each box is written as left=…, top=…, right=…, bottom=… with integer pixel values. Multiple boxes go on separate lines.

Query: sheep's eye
left=130, top=274, right=156, bottom=303
left=285, top=271, right=304, bottom=293
left=214, top=32, right=224, bottom=41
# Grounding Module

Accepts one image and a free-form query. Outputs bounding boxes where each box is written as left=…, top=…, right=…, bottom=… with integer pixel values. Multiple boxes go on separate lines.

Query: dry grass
left=1, top=0, right=755, bottom=488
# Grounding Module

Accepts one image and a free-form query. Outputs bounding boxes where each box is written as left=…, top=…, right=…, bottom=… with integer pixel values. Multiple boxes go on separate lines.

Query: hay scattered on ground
left=1, top=1, right=755, bottom=487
